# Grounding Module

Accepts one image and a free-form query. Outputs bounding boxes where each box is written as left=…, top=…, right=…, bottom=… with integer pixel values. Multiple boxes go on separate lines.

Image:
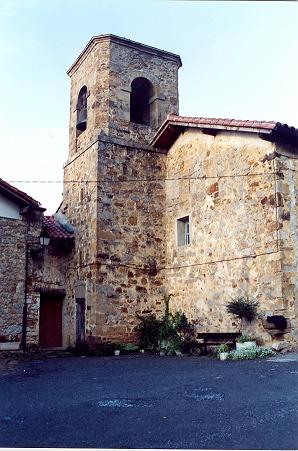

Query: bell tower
left=63, top=35, right=181, bottom=345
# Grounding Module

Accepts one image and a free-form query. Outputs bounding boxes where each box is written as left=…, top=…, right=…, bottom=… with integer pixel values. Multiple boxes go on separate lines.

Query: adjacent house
left=0, top=179, right=73, bottom=350
left=0, top=179, right=45, bottom=348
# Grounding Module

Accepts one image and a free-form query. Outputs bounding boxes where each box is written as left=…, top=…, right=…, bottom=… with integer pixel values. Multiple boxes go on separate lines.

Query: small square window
left=177, top=216, right=190, bottom=246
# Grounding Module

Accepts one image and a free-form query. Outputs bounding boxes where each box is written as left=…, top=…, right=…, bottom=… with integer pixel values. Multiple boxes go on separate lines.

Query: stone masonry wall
left=90, top=142, right=166, bottom=341
left=273, top=148, right=298, bottom=342
left=63, top=140, right=99, bottom=344
left=63, top=36, right=180, bottom=345
left=108, top=40, right=179, bottom=144
left=24, top=214, right=44, bottom=345
left=68, top=40, right=111, bottom=158
left=0, top=217, right=26, bottom=340
left=41, top=245, right=75, bottom=347
left=162, top=129, right=290, bottom=345
left=0, top=213, right=44, bottom=346
left=63, top=140, right=167, bottom=344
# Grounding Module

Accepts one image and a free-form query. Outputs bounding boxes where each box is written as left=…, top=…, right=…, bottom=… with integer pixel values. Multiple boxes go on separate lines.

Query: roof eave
left=0, top=181, right=43, bottom=210
left=151, top=120, right=276, bottom=150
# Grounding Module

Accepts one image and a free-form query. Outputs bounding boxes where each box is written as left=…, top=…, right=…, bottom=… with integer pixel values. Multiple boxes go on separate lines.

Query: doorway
left=39, top=294, right=63, bottom=348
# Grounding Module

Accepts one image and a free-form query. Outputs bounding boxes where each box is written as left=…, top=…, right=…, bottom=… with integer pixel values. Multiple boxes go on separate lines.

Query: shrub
left=137, top=293, right=196, bottom=354
left=123, top=343, right=139, bottom=353
left=227, top=347, right=275, bottom=361
left=137, top=315, right=163, bottom=350
left=181, top=339, right=200, bottom=355
left=217, top=343, right=229, bottom=354
left=226, top=297, right=259, bottom=321
left=118, top=343, right=139, bottom=354
left=159, top=336, right=182, bottom=355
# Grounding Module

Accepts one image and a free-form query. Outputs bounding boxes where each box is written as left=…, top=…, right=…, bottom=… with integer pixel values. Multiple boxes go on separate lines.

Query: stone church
left=1, top=34, right=298, bottom=350
left=59, top=33, right=298, bottom=348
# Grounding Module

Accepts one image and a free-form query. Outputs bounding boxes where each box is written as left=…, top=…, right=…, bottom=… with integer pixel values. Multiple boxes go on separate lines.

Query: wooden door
left=39, top=296, right=63, bottom=348
left=76, top=299, right=86, bottom=344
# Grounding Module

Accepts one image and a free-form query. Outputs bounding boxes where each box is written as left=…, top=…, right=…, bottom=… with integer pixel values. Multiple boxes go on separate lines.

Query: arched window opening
left=76, top=86, right=87, bottom=136
left=130, top=77, right=153, bottom=126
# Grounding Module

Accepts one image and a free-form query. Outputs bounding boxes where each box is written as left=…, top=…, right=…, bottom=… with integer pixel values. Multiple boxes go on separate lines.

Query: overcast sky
left=1, top=0, right=297, bottom=214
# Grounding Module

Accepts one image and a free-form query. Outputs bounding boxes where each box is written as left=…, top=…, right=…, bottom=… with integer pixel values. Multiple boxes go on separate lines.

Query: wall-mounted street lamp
left=21, top=230, right=50, bottom=352
left=39, top=233, right=50, bottom=247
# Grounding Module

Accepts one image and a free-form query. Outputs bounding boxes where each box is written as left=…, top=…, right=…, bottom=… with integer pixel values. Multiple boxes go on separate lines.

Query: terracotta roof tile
left=152, top=115, right=298, bottom=150
left=43, top=216, right=74, bottom=240
left=166, top=114, right=278, bottom=130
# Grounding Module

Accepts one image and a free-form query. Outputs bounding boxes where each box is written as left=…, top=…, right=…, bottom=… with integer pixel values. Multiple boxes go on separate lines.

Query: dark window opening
left=76, top=86, right=87, bottom=136
left=177, top=216, right=190, bottom=246
left=130, top=77, right=153, bottom=126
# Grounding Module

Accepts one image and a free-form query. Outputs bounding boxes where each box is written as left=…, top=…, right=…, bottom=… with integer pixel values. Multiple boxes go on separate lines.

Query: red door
left=39, top=296, right=63, bottom=347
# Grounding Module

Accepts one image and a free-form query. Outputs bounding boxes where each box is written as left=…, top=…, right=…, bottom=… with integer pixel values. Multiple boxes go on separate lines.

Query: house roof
left=67, top=34, right=182, bottom=76
left=43, top=216, right=74, bottom=240
left=151, top=114, right=298, bottom=150
left=0, top=178, right=44, bottom=210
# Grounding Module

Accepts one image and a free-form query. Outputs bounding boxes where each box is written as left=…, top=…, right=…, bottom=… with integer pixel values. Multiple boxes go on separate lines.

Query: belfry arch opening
left=130, top=77, right=154, bottom=126
left=76, top=85, right=88, bottom=136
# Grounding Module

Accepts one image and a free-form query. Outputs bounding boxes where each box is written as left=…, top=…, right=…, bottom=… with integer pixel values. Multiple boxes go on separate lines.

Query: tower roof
left=67, top=34, right=182, bottom=76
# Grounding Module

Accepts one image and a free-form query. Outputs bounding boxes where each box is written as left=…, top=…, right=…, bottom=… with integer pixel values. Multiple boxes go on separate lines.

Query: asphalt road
left=0, top=353, right=297, bottom=449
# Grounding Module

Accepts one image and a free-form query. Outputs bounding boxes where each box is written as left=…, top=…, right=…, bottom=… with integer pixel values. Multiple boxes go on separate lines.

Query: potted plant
left=236, top=335, right=257, bottom=350
left=217, top=343, right=229, bottom=361
left=122, top=343, right=139, bottom=354
left=226, top=297, right=259, bottom=322
left=113, top=343, right=123, bottom=356
left=226, top=297, right=259, bottom=338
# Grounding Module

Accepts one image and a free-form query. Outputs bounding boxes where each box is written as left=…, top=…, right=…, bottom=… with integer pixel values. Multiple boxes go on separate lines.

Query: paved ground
left=0, top=352, right=297, bottom=449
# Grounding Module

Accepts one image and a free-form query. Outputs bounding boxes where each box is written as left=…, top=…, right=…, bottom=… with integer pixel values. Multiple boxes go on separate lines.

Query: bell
left=76, top=107, right=87, bottom=132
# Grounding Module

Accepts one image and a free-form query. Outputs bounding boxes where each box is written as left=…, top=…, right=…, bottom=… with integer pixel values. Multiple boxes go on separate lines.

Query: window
left=177, top=216, right=190, bottom=246
left=76, top=86, right=87, bottom=136
left=130, top=77, right=153, bottom=126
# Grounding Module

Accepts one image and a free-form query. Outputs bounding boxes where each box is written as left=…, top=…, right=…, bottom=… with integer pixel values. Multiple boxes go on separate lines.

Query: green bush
left=181, top=339, right=200, bottom=355
left=137, top=293, right=195, bottom=354
left=112, top=343, right=139, bottom=354
left=217, top=343, right=229, bottom=354
left=137, top=315, right=164, bottom=350
left=226, top=297, right=259, bottom=321
left=124, top=343, right=139, bottom=352
left=227, top=347, right=275, bottom=361
left=159, top=336, right=182, bottom=355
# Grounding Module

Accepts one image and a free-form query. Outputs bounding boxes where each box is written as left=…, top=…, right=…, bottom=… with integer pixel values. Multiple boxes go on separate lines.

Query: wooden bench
left=197, top=332, right=242, bottom=355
